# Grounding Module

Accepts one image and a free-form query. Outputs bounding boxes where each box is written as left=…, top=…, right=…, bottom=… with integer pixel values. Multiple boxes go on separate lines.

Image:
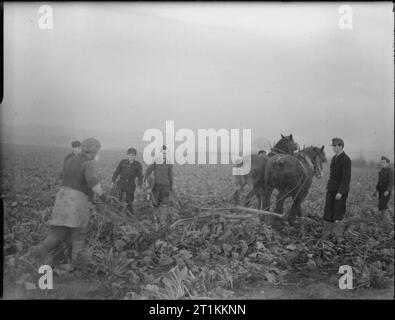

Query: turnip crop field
left=1, top=144, right=394, bottom=299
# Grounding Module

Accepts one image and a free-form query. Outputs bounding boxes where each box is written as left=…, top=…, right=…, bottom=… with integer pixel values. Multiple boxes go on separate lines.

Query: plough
left=96, top=183, right=289, bottom=233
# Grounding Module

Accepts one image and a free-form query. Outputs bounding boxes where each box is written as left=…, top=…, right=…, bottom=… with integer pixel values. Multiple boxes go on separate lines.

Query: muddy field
left=1, top=144, right=394, bottom=299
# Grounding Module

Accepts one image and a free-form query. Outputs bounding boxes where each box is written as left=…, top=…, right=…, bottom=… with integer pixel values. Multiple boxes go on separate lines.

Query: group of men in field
left=322, top=138, right=393, bottom=242
left=26, top=136, right=393, bottom=270
left=27, top=139, right=173, bottom=268
left=63, top=141, right=174, bottom=215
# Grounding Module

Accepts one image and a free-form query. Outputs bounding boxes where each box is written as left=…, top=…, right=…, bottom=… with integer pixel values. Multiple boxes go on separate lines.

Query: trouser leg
left=323, top=192, right=336, bottom=222
left=158, top=185, right=171, bottom=205
left=333, top=192, right=348, bottom=242
left=152, top=185, right=162, bottom=207
left=125, top=189, right=135, bottom=215
left=118, top=189, right=123, bottom=202
left=322, top=192, right=336, bottom=239
left=70, top=227, right=89, bottom=267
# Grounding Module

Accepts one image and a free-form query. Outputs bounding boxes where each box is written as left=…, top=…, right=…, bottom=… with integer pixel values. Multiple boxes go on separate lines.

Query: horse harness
left=269, top=147, right=289, bottom=156
left=270, top=152, right=314, bottom=203
left=295, top=153, right=314, bottom=176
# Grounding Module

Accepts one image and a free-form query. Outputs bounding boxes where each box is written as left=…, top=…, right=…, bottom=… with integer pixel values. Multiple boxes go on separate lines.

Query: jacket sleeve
left=144, top=163, right=155, bottom=182
left=376, top=172, right=379, bottom=191
left=338, top=156, right=351, bottom=195
left=136, top=163, right=143, bottom=187
left=168, top=164, right=174, bottom=190
left=112, top=161, right=122, bottom=183
left=387, top=168, right=394, bottom=192
left=84, top=161, right=100, bottom=189
left=60, top=154, right=70, bottom=180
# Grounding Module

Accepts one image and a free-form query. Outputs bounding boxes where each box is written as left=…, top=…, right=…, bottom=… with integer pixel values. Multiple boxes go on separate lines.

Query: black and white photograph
left=1, top=1, right=394, bottom=303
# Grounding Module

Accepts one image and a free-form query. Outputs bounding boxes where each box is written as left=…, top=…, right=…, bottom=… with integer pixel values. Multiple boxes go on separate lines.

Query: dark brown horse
left=233, top=134, right=299, bottom=209
left=261, top=146, right=326, bottom=224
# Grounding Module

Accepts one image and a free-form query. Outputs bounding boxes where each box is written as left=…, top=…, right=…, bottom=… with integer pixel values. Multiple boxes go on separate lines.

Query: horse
left=233, top=134, right=299, bottom=209
left=261, top=145, right=326, bottom=225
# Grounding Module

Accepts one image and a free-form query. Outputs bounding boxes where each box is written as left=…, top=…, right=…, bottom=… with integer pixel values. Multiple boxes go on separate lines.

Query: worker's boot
left=322, top=221, right=334, bottom=240
left=28, top=227, right=67, bottom=264
left=384, top=209, right=393, bottom=225
left=71, top=240, right=91, bottom=270
left=333, top=220, right=344, bottom=243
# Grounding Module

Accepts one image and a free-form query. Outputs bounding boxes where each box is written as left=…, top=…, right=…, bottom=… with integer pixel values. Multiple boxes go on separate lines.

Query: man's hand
left=384, top=191, right=389, bottom=197
left=335, top=193, right=342, bottom=200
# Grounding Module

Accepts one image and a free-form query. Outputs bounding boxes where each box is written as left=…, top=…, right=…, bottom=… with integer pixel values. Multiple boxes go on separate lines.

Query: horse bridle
left=297, top=153, right=321, bottom=178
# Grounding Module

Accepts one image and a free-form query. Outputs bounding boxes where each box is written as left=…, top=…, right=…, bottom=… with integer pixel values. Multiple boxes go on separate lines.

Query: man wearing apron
left=29, top=138, right=107, bottom=268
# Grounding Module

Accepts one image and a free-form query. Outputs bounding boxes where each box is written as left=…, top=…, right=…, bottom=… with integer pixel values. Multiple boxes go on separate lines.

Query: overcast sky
left=2, top=2, right=394, bottom=158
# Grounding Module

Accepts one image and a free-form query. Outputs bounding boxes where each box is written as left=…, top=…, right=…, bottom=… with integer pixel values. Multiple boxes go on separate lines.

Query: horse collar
left=297, top=153, right=314, bottom=173
left=270, top=147, right=287, bottom=155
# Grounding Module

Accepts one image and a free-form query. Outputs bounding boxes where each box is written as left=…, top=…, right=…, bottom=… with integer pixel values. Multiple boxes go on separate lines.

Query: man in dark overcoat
left=323, top=137, right=352, bottom=241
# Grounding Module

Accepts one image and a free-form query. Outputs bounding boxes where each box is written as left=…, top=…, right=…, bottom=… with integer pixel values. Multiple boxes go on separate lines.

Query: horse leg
left=244, top=189, right=256, bottom=206
left=261, top=186, right=274, bottom=224
left=274, top=190, right=288, bottom=215
left=288, top=195, right=300, bottom=226
left=271, top=189, right=289, bottom=228
left=254, top=186, right=264, bottom=210
left=289, top=191, right=307, bottom=231
left=233, top=180, right=246, bottom=205
left=257, top=190, right=262, bottom=210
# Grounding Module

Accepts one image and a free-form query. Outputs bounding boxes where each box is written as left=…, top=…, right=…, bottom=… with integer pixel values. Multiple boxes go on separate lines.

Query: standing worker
left=60, top=141, right=81, bottom=179
left=112, top=147, right=143, bottom=215
left=29, top=138, right=107, bottom=268
left=322, top=137, right=352, bottom=242
left=373, top=156, right=394, bottom=224
left=144, top=145, right=174, bottom=207
left=64, top=141, right=82, bottom=162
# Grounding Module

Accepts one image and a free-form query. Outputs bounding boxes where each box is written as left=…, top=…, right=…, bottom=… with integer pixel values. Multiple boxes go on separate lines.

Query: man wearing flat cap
left=322, top=138, right=352, bottom=242
left=64, top=141, right=82, bottom=162
left=144, top=145, right=174, bottom=207
left=60, top=141, right=82, bottom=179
left=373, top=156, right=394, bottom=224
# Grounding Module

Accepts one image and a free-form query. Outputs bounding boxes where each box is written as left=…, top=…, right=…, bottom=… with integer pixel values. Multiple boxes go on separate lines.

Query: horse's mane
left=271, top=135, right=296, bottom=155
left=297, top=146, right=326, bottom=162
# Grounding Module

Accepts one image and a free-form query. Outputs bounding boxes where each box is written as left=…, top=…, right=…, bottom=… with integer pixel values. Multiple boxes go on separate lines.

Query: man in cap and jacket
left=373, top=156, right=394, bottom=224
left=144, top=145, right=174, bottom=207
left=60, top=141, right=81, bottom=179
left=29, top=138, right=108, bottom=268
left=64, top=141, right=82, bottom=162
left=112, top=147, right=143, bottom=215
left=322, top=138, right=352, bottom=242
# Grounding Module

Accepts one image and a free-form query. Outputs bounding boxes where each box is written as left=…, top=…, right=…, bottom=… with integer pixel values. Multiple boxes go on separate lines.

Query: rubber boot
left=322, top=221, right=334, bottom=240
left=333, top=220, right=344, bottom=243
left=384, top=209, right=393, bottom=225
left=71, top=240, right=91, bottom=269
left=29, top=228, right=67, bottom=264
